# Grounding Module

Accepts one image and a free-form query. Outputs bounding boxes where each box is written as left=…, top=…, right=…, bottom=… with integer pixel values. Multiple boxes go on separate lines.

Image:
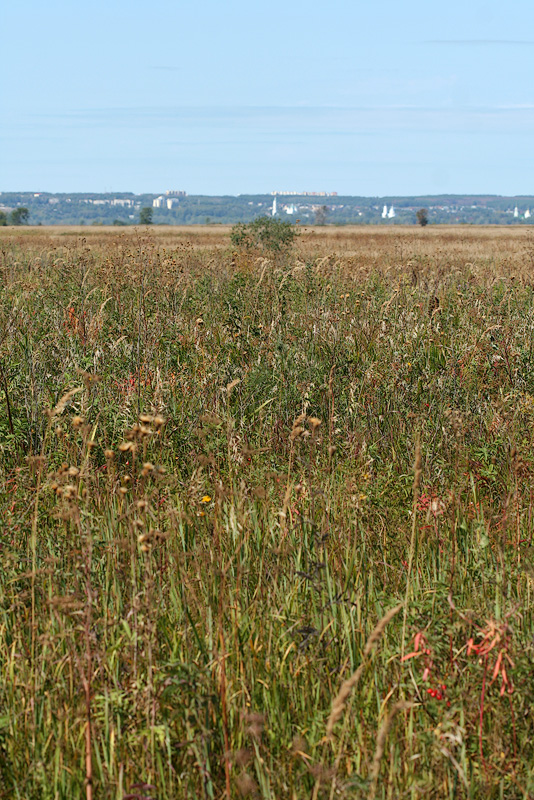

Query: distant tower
left=272, top=197, right=278, bottom=216
left=514, top=206, right=519, bottom=218
left=388, top=206, right=396, bottom=219
left=525, top=209, right=531, bottom=219
left=382, top=205, right=388, bottom=218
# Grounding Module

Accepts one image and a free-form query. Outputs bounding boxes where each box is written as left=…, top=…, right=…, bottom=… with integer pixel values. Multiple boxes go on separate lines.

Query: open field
left=2, top=226, right=534, bottom=798
left=2, top=221, right=533, bottom=252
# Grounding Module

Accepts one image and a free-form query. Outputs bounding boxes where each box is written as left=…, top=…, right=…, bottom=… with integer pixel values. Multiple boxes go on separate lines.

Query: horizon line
left=5, top=190, right=534, bottom=199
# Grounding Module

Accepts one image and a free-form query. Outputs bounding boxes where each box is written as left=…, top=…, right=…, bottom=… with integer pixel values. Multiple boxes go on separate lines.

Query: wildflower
left=290, top=426, right=305, bottom=441
left=467, top=619, right=514, bottom=696
left=430, top=498, right=446, bottom=516
left=119, top=441, right=136, bottom=453
left=417, top=493, right=431, bottom=511
left=201, top=495, right=212, bottom=503
left=63, top=485, right=77, bottom=501
left=402, top=631, right=434, bottom=682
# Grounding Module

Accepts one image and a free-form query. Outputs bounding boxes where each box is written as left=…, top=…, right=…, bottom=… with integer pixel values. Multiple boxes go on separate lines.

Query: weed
left=1, top=225, right=534, bottom=798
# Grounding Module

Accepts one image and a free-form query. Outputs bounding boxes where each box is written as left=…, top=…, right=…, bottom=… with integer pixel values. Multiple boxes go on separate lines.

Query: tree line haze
left=2, top=192, right=534, bottom=226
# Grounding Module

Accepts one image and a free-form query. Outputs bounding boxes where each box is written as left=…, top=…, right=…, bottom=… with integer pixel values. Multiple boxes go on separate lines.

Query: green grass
left=1, top=229, right=534, bottom=798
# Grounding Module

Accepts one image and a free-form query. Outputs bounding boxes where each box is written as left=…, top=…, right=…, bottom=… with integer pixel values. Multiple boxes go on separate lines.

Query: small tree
left=416, top=208, right=429, bottom=227
left=10, top=207, right=29, bottom=225
left=230, top=216, right=298, bottom=255
left=314, top=205, right=329, bottom=226
left=139, top=207, right=153, bottom=225
left=0, top=211, right=7, bottom=227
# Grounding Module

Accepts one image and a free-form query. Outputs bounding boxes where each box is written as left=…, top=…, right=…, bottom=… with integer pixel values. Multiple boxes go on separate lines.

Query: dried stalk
left=369, top=701, right=414, bottom=800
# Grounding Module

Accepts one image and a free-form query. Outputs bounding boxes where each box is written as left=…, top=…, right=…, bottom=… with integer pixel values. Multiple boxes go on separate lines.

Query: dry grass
left=1, top=226, right=534, bottom=798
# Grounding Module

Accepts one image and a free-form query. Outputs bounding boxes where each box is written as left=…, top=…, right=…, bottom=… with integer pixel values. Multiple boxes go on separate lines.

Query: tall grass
left=1, top=226, right=534, bottom=798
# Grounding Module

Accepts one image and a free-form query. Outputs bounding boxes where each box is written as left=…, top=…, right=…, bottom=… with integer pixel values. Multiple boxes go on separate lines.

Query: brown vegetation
left=1, top=225, right=534, bottom=798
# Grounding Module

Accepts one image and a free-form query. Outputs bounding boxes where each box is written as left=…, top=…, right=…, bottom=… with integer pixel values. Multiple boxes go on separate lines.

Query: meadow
left=1, top=224, right=534, bottom=799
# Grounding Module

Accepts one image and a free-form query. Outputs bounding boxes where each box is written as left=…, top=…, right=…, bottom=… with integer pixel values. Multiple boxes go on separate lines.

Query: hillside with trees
left=2, top=192, right=534, bottom=226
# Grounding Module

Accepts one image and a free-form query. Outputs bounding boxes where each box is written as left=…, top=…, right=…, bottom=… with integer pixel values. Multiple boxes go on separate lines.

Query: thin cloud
left=14, top=104, right=534, bottom=147
left=26, top=104, right=534, bottom=121
left=424, top=39, right=534, bottom=45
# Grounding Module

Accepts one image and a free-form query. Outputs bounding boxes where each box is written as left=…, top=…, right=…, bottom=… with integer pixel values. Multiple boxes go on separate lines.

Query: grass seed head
left=245, top=712, right=265, bottom=740
left=236, top=773, right=258, bottom=797
left=119, top=441, right=136, bottom=453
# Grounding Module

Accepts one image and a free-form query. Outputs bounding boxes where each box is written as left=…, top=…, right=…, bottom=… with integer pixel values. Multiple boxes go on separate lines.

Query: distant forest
left=2, top=192, right=534, bottom=226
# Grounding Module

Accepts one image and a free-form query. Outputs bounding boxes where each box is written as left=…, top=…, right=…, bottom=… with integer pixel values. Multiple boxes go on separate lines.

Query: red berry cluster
left=427, top=684, right=451, bottom=706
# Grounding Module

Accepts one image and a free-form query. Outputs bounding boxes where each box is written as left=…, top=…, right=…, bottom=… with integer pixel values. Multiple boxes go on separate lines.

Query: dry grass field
left=2, top=224, right=534, bottom=799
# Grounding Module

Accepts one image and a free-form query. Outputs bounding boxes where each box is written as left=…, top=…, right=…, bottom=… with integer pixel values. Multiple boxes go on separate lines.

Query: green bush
left=230, top=215, right=298, bottom=254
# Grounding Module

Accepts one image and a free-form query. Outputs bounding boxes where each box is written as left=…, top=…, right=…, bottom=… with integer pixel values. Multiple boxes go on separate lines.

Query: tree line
left=0, top=207, right=30, bottom=226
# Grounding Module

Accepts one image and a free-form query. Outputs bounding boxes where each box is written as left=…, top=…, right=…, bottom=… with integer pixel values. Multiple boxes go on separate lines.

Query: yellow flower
left=201, top=495, right=212, bottom=503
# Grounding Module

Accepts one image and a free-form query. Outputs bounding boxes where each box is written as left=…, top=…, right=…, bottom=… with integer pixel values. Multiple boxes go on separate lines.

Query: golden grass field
left=2, top=224, right=534, bottom=799
left=4, top=222, right=533, bottom=253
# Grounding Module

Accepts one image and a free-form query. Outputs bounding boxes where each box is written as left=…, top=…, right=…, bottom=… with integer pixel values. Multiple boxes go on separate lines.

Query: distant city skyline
left=3, top=0, right=534, bottom=195
left=4, top=189, right=534, bottom=228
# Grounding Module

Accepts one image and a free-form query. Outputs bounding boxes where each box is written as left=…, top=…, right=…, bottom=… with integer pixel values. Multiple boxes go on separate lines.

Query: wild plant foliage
left=1, top=226, right=534, bottom=799
left=230, top=215, right=298, bottom=254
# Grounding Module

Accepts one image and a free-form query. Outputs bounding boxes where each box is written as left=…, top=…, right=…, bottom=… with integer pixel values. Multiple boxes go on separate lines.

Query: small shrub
left=416, top=208, right=429, bottom=227
left=230, top=215, right=298, bottom=254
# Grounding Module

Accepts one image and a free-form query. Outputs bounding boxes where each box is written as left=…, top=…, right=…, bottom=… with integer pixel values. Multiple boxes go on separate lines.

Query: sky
left=3, top=0, right=534, bottom=195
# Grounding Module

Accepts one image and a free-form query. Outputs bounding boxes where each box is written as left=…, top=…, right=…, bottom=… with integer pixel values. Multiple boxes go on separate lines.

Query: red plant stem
left=509, top=694, right=517, bottom=762
left=479, top=656, right=488, bottom=776
left=219, top=629, right=231, bottom=800
left=0, top=360, right=14, bottom=437
left=83, top=521, right=93, bottom=800
left=85, top=686, right=93, bottom=800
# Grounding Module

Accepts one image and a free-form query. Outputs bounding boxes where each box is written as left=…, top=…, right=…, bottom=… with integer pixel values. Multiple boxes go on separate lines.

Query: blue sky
left=3, top=0, right=534, bottom=195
